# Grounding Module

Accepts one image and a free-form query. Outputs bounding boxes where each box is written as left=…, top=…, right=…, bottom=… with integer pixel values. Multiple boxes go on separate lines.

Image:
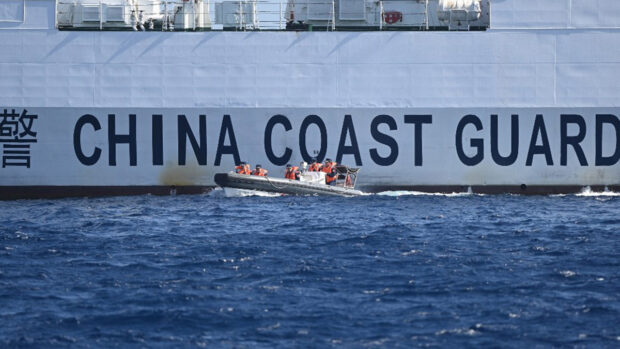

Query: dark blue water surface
left=1, top=191, right=619, bottom=347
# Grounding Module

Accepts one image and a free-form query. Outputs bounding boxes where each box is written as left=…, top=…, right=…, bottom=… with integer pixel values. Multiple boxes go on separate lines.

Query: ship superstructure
left=284, top=0, right=489, bottom=31
left=56, top=0, right=210, bottom=30
left=52, top=0, right=488, bottom=31
left=0, top=0, right=619, bottom=198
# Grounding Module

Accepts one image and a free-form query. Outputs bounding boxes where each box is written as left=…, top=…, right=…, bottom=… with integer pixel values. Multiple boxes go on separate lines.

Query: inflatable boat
left=214, top=167, right=364, bottom=197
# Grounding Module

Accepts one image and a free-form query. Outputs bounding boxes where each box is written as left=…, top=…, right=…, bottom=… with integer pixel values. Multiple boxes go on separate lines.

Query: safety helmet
left=325, top=158, right=332, bottom=163
left=286, top=164, right=291, bottom=168
left=256, top=164, right=262, bottom=168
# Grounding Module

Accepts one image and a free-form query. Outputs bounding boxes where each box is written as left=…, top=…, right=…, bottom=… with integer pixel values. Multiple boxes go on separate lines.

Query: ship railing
left=289, top=0, right=431, bottom=31
left=236, top=0, right=433, bottom=31
left=54, top=0, right=439, bottom=31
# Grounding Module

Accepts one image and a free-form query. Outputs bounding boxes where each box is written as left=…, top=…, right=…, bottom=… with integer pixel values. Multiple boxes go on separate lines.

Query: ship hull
left=1, top=2, right=620, bottom=198
left=0, top=106, right=618, bottom=199
left=3, top=184, right=616, bottom=200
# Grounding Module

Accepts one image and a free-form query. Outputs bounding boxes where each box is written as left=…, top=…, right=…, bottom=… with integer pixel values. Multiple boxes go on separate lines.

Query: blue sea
left=1, top=190, right=619, bottom=347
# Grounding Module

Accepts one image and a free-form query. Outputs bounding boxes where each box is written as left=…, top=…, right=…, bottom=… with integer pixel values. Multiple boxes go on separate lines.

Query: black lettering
left=178, top=114, right=207, bottom=166
left=561, top=114, right=588, bottom=166
left=456, top=115, right=483, bottom=166
left=491, top=114, right=519, bottom=166
left=404, top=114, right=432, bottom=166
left=215, top=115, right=240, bottom=166
left=299, top=115, right=327, bottom=163
left=108, top=114, right=136, bottom=166
left=264, top=114, right=292, bottom=166
left=336, top=115, right=362, bottom=166
left=596, top=114, right=620, bottom=166
left=369, top=115, right=398, bottom=166
left=73, top=114, right=101, bottom=166
left=152, top=114, right=163, bottom=166
left=526, top=114, right=553, bottom=166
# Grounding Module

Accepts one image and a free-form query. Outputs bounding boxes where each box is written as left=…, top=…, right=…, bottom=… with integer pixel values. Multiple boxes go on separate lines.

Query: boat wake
left=212, top=187, right=479, bottom=198
left=208, top=187, right=282, bottom=198
left=376, top=187, right=475, bottom=197
left=208, top=185, right=619, bottom=198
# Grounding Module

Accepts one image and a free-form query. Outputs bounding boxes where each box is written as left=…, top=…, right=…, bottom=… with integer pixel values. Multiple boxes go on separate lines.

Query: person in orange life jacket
left=308, top=158, right=322, bottom=172
left=235, top=161, right=249, bottom=175
left=321, top=158, right=338, bottom=185
left=284, top=164, right=300, bottom=180
left=251, top=164, right=268, bottom=176
left=235, top=161, right=252, bottom=175
left=321, top=158, right=336, bottom=174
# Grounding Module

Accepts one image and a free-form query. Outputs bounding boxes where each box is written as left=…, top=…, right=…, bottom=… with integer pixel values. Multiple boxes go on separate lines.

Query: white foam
left=560, top=270, right=576, bottom=278
left=376, top=187, right=475, bottom=197
left=206, top=187, right=226, bottom=198
left=435, top=327, right=481, bottom=336
left=208, top=187, right=282, bottom=198
left=575, top=186, right=620, bottom=197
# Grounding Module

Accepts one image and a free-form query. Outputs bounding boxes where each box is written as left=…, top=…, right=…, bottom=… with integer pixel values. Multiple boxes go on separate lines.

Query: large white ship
left=0, top=0, right=619, bottom=198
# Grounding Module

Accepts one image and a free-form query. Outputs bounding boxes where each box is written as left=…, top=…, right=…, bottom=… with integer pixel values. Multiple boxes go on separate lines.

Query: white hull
left=0, top=107, right=617, bottom=188
left=0, top=1, right=619, bottom=198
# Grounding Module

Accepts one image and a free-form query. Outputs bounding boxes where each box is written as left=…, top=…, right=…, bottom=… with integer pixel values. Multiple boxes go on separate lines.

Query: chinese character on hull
left=0, top=109, right=38, bottom=168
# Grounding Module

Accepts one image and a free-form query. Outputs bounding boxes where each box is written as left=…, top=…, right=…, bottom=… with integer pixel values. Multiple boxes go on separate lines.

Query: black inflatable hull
left=214, top=173, right=364, bottom=197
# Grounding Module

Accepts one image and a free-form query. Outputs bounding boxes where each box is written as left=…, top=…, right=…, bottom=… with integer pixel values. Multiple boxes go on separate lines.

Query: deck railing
left=54, top=0, right=480, bottom=31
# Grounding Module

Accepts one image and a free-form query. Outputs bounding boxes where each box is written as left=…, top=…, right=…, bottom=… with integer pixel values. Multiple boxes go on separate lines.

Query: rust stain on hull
left=158, top=164, right=209, bottom=186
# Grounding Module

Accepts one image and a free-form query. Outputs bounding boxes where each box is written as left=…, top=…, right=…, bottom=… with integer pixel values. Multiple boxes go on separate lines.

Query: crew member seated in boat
left=235, top=161, right=251, bottom=175
left=251, top=164, right=268, bottom=176
left=308, top=158, right=322, bottom=172
left=321, top=159, right=338, bottom=185
left=325, top=158, right=338, bottom=169
left=284, top=164, right=300, bottom=180
left=321, top=158, right=336, bottom=174
left=235, top=161, right=245, bottom=174
left=325, top=167, right=338, bottom=186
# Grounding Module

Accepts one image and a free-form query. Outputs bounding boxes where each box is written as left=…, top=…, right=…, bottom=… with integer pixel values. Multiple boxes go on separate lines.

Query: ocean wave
left=575, top=186, right=620, bottom=197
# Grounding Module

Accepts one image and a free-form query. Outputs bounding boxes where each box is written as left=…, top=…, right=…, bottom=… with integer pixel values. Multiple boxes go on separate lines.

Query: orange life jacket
left=285, top=166, right=299, bottom=180
left=321, top=162, right=336, bottom=174
left=323, top=163, right=338, bottom=184
left=308, top=163, right=322, bottom=171
left=252, top=168, right=268, bottom=176
left=326, top=171, right=338, bottom=184
left=236, top=164, right=251, bottom=175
